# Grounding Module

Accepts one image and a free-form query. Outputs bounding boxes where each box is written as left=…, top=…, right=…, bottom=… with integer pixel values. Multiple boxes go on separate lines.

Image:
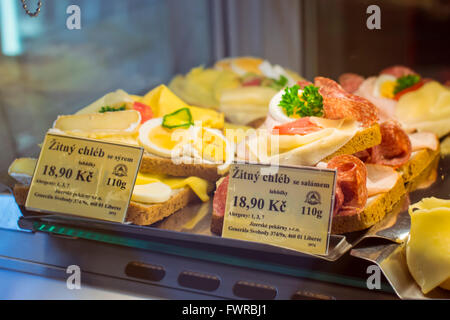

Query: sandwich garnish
left=241, top=73, right=289, bottom=91
left=269, top=75, right=289, bottom=91
left=99, top=105, right=126, bottom=113
left=162, top=107, right=194, bottom=129
left=393, top=74, right=421, bottom=95
left=278, top=84, right=324, bottom=118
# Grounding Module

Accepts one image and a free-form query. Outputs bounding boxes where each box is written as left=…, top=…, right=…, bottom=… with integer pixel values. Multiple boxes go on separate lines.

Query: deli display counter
left=0, top=0, right=449, bottom=300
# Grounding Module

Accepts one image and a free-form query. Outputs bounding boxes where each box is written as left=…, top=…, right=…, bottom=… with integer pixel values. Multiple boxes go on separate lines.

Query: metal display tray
left=16, top=156, right=448, bottom=260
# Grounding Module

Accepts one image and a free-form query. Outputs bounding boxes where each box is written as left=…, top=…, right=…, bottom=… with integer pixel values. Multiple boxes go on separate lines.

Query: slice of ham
left=380, top=65, right=417, bottom=78
left=338, top=73, right=365, bottom=93
left=272, top=117, right=322, bottom=135
left=355, top=77, right=398, bottom=122
left=314, top=77, right=378, bottom=127
left=212, top=176, right=229, bottom=218
left=408, top=132, right=439, bottom=152
left=365, top=164, right=400, bottom=197
left=370, top=120, right=412, bottom=168
left=327, top=155, right=368, bottom=217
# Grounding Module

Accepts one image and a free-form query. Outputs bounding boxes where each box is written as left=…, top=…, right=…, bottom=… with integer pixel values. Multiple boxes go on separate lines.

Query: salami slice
left=370, top=120, right=412, bottom=168
left=380, top=65, right=417, bottom=78
left=338, top=73, right=365, bottom=93
left=353, top=149, right=371, bottom=163
left=212, top=176, right=229, bottom=218
left=297, top=80, right=313, bottom=89
left=314, top=77, right=378, bottom=127
left=327, top=155, right=368, bottom=216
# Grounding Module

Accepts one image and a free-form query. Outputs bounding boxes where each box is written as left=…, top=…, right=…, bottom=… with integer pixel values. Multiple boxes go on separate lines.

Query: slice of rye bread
left=139, top=153, right=221, bottom=182
left=210, top=173, right=406, bottom=236
left=399, top=147, right=440, bottom=185
left=138, top=123, right=381, bottom=182
left=323, top=123, right=381, bottom=161
left=331, top=174, right=406, bottom=234
left=13, top=184, right=198, bottom=226
left=404, top=149, right=440, bottom=193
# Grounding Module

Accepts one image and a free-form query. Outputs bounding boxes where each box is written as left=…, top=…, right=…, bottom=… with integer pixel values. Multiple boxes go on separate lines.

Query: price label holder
left=26, top=133, right=143, bottom=223
left=222, top=163, right=337, bottom=255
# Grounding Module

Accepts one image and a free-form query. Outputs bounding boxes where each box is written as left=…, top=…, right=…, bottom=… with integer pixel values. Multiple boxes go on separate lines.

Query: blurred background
left=0, top=0, right=449, bottom=184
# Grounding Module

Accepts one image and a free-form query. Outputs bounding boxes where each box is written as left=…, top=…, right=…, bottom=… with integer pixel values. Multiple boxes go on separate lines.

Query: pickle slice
left=162, top=107, right=194, bottom=129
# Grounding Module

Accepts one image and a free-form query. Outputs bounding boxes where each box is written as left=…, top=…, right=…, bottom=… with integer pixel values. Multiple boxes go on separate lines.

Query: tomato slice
left=393, top=80, right=427, bottom=101
left=242, top=78, right=262, bottom=86
left=133, top=102, right=153, bottom=123
left=272, top=117, right=322, bottom=135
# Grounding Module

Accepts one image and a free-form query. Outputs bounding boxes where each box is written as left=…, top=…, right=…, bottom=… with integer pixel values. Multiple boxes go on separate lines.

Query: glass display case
left=0, top=0, right=449, bottom=300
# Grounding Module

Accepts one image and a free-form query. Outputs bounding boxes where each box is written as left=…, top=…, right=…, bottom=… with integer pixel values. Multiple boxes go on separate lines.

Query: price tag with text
left=26, top=133, right=143, bottom=223
left=222, top=163, right=336, bottom=255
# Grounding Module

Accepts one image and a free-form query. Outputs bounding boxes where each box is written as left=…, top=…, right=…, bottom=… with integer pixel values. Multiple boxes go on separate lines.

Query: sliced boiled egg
left=259, top=61, right=296, bottom=86
left=268, top=89, right=303, bottom=123
left=192, top=127, right=234, bottom=172
left=230, top=57, right=264, bottom=76
left=138, top=118, right=192, bottom=157
left=131, top=182, right=172, bottom=203
left=373, top=74, right=397, bottom=99
left=138, top=118, right=234, bottom=173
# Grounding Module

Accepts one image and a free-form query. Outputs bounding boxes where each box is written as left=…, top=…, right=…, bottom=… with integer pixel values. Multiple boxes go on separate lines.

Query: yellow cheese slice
left=169, top=74, right=219, bottom=109
left=135, top=172, right=212, bottom=202
left=53, top=110, right=141, bottom=138
left=219, top=86, right=279, bottom=125
left=185, top=66, right=223, bottom=90
left=8, top=160, right=212, bottom=204
left=240, top=119, right=358, bottom=166
left=396, top=81, right=450, bottom=138
left=406, top=197, right=450, bottom=294
left=130, top=95, right=143, bottom=103
left=8, top=158, right=37, bottom=184
left=141, top=85, right=224, bottom=129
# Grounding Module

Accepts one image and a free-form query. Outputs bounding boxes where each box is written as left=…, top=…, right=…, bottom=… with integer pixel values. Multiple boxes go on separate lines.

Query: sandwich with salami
left=211, top=77, right=409, bottom=234
left=339, top=65, right=442, bottom=190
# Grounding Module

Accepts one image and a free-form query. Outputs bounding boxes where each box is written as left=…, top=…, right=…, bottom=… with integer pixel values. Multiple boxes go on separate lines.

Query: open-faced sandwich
left=169, top=56, right=305, bottom=125
left=211, top=77, right=414, bottom=234
left=9, top=85, right=234, bottom=226
left=339, top=66, right=442, bottom=191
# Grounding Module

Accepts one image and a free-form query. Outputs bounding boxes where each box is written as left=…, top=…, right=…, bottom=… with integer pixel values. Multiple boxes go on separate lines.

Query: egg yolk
left=148, top=126, right=182, bottom=150
left=380, top=81, right=396, bottom=99
left=195, top=129, right=227, bottom=162
left=281, top=94, right=305, bottom=119
left=233, top=57, right=264, bottom=75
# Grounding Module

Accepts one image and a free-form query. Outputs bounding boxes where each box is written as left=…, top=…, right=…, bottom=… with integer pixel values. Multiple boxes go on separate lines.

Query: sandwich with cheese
left=9, top=85, right=234, bottom=226
left=210, top=77, right=415, bottom=234
left=339, top=66, right=442, bottom=191
left=169, top=57, right=305, bottom=125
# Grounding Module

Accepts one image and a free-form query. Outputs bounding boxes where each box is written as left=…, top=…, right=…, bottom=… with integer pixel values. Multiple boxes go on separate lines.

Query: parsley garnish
left=394, top=75, right=421, bottom=95
left=269, top=75, right=289, bottom=91
left=99, top=105, right=126, bottom=113
left=278, top=84, right=323, bottom=118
